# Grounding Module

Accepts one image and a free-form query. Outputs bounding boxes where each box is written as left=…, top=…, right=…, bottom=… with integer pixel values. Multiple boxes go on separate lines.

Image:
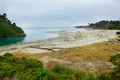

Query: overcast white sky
left=0, top=0, right=120, bottom=27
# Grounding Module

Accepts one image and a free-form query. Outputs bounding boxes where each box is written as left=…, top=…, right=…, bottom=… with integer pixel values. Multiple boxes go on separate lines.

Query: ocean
left=0, top=26, right=80, bottom=46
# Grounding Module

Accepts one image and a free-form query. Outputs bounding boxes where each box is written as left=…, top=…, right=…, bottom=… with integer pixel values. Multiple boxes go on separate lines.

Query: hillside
left=89, top=20, right=120, bottom=30
left=0, top=13, right=26, bottom=37
left=75, top=20, right=120, bottom=30
left=0, top=53, right=120, bottom=80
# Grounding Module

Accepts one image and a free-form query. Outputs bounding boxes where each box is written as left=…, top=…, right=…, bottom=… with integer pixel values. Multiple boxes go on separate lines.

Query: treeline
left=0, top=13, right=16, bottom=26
left=89, top=20, right=120, bottom=30
left=0, top=53, right=120, bottom=80
left=0, top=13, right=26, bottom=37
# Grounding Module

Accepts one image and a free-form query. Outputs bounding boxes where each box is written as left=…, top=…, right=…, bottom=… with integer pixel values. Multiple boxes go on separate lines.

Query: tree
left=7, top=20, right=11, bottom=24
left=3, top=13, right=7, bottom=18
left=0, top=13, right=8, bottom=21
left=13, top=22, right=16, bottom=26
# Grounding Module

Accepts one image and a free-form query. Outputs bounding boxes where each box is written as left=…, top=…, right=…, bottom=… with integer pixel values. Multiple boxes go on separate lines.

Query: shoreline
left=0, top=29, right=119, bottom=55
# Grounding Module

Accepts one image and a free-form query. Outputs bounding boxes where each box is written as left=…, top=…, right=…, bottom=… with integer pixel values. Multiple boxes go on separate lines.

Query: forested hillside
left=75, top=20, right=120, bottom=30
left=89, top=20, right=120, bottom=30
left=0, top=13, right=26, bottom=37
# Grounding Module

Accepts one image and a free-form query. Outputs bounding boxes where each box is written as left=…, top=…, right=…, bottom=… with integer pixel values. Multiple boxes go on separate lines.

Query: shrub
left=86, top=74, right=96, bottom=80
left=75, top=72, right=86, bottom=80
left=52, top=64, right=65, bottom=73
left=110, top=54, right=120, bottom=65
left=18, top=69, right=42, bottom=80
left=52, top=64, right=75, bottom=75
left=97, top=74, right=111, bottom=80
left=110, top=54, right=120, bottom=80
left=0, top=53, right=43, bottom=79
left=0, top=62, right=16, bottom=79
left=111, top=64, right=120, bottom=80
left=45, top=71, right=58, bottom=80
left=3, top=53, right=13, bottom=57
left=3, top=54, right=18, bottom=63
left=116, top=32, right=120, bottom=34
left=23, top=58, right=43, bottom=69
left=67, top=74, right=76, bottom=80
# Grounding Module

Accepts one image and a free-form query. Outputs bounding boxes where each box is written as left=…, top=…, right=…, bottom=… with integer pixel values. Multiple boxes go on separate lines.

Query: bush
left=0, top=54, right=17, bottom=65
left=52, top=64, right=65, bottom=73
left=3, top=53, right=13, bottom=57
left=75, top=72, right=86, bottom=80
left=110, top=54, right=120, bottom=65
left=67, top=74, right=76, bottom=80
left=0, top=62, right=16, bottom=79
left=116, top=32, right=120, bottom=34
left=18, top=68, right=42, bottom=80
left=45, top=71, right=58, bottom=80
left=52, top=64, right=75, bottom=75
left=23, top=58, right=43, bottom=69
left=110, top=54, right=120, bottom=80
left=0, top=53, right=43, bottom=79
left=111, top=64, right=120, bottom=80
left=86, top=74, right=96, bottom=80
left=97, top=74, right=111, bottom=80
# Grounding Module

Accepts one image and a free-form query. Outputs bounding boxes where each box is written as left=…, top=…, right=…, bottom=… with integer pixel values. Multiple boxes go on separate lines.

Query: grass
left=1, top=53, right=119, bottom=80
left=13, top=39, right=120, bottom=74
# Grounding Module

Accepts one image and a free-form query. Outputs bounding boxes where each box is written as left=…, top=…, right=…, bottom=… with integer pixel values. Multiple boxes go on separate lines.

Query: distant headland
left=0, top=13, right=26, bottom=37
left=75, top=20, right=120, bottom=30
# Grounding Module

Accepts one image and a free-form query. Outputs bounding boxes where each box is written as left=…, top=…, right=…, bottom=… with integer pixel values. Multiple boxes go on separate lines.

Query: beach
left=0, top=29, right=119, bottom=55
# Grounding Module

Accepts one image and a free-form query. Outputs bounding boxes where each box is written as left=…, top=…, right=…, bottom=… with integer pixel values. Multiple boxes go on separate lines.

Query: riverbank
left=0, top=29, right=119, bottom=55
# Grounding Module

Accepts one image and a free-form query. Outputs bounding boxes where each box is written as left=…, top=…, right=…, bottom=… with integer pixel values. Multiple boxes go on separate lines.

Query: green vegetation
left=0, top=53, right=120, bottom=80
left=116, top=31, right=120, bottom=41
left=89, top=20, right=120, bottom=30
left=110, top=54, right=120, bottom=80
left=0, top=13, right=26, bottom=37
left=116, top=32, right=120, bottom=35
left=75, top=20, right=120, bottom=30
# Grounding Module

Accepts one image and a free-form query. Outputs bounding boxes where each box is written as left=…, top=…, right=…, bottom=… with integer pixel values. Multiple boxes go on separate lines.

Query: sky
left=0, top=0, right=120, bottom=27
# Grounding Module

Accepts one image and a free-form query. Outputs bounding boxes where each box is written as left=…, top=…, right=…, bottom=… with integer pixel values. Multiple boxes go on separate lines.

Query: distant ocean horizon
left=0, top=26, right=85, bottom=46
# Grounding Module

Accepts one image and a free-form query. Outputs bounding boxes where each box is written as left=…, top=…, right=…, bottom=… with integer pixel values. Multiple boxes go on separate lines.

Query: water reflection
left=0, top=36, right=25, bottom=46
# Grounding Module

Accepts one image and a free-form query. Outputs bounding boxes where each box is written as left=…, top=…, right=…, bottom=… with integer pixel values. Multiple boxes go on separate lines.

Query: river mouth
left=0, top=26, right=76, bottom=46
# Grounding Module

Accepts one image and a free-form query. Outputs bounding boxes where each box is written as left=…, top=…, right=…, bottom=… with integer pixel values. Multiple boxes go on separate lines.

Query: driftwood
left=30, top=46, right=55, bottom=51
left=30, top=45, right=68, bottom=52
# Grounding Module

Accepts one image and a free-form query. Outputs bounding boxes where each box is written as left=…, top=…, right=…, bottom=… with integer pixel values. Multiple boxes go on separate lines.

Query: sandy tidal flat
left=0, top=29, right=119, bottom=55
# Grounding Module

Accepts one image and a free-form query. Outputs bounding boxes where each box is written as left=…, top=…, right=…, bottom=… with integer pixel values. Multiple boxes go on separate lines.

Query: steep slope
left=0, top=13, right=26, bottom=37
